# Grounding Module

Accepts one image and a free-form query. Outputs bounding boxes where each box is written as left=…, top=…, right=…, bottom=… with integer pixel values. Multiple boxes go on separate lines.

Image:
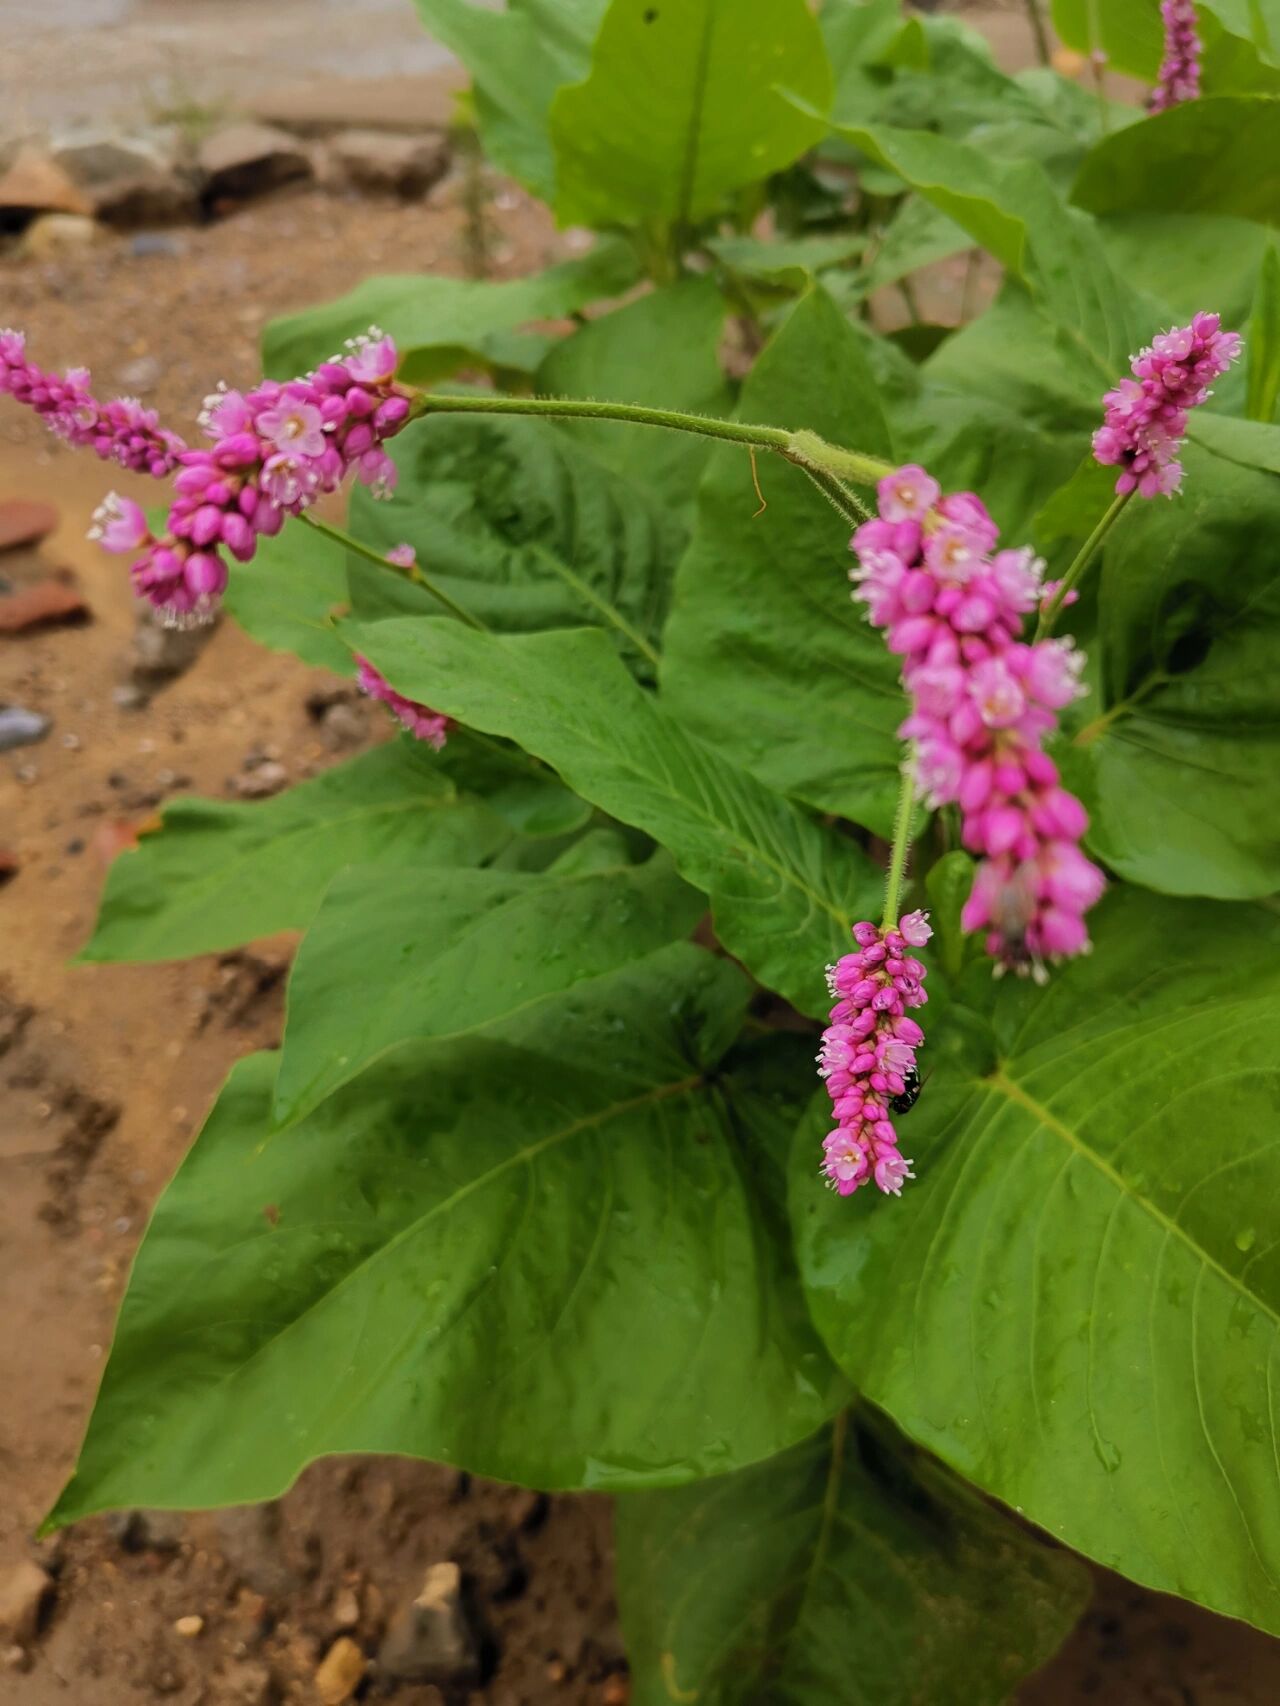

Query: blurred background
left=1, top=2, right=1276, bottom=1703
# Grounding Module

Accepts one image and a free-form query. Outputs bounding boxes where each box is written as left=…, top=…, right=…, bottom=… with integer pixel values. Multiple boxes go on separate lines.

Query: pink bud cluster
left=120, top=329, right=411, bottom=625
left=1093, top=313, right=1241, bottom=498
left=819, top=911, right=932, bottom=1198
left=353, top=543, right=453, bottom=748
left=1150, top=0, right=1201, bottom=113
left=355, top=655, right=453, bottom=750
left=851, top=467, right=1106, bottom=971
left=0, top=328, right=186, bottom=476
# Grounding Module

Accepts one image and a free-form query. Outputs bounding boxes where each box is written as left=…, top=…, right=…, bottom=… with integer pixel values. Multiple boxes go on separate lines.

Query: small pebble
left=174, top=1614, right=204, bottom=1639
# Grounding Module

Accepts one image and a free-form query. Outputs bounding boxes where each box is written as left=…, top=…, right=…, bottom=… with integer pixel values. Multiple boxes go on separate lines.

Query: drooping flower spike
left=0, top=329, right=186, bottom=476
left=818, top=911, right=932, bottom=1199
left=354, top=542, right=454, bottom=748
left=1093, top=313, right=1241, bottom=498
left=1150, top=0, right=1202, bottom=113
left=850, top=467, right=1107, bottom=974
left=4, top=327, right=414, bottom=628
left=355, top=654, right=453, bottom=750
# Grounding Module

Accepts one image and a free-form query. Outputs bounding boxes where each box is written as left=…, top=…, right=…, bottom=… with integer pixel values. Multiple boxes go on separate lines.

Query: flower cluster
left=0, top=329, right=186, bottom=477
left=1150, top=0, right=1201, bottom=113
left=819, top=911, right=932, bottom=1198
left=123, top=329, right=411, bottom=625
left=356, top=656, right=453, bottom=750
left=1093, top=313, right=1241, bottom=497
left=354, top=544, right=453, bottom=748
left=851, top=468, right=1106, bottom=971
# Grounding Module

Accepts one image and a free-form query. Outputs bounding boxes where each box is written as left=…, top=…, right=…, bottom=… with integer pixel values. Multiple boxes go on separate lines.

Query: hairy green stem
left=881, top=756, right=917, bottom=931
left=1035, top=490, right=1132, bottom=638
left=406, top=390, right=895, bottom=488
left=300, top=513, right=487, bottom=631
left=801, top=464, right=872, bottom=528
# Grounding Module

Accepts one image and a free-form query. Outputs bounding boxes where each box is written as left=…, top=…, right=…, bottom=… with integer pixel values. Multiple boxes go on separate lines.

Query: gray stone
left=378, top=1562, right=480, bottom=1685
left=0, top=706, right=51, bottom=753
left=198, top=123, right=313, bottom=202
left=49, top=128, right=196, bottom=226
left=0, top=145, right=91, bottom=217
left=117, top=354, right=162, bottom=392
left=16, top=213, right=104, bottom=258
left=233, top=760, right=289, bottom=800
left=331, top=129, right=449, bottom=196
left=0, top=1562, right=52, bottom=1644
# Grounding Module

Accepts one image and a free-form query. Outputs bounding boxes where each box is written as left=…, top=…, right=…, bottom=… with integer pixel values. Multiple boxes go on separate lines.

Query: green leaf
left=792, top=887, right=1280, bottom=1636
left=550, top=0, right=832, bottom=228
left=618, top=1406, right=1091, bottom=1706
left=80, top=743, right=510, bottom=963
left=925, top=850, right=977, bottom=986
left=346, top=413, right=682, bottom=678
left=49, top=949, right=845, bottom=1523
left=262, top=244, right=640, bottom=386
left=704, top=231, right=866, bottom=296
left=1072, top=96, right=1280, bottom=225
left=349, top=620, right=883, bottom=1015
left=411, top=0, right=607, bottom=198
left=1069, top=416, right=1280, bottom=898
left=1098, top=212, right=1271, bottom=328
left=535, top=277, right=732, bottom=510
left=429, top=728, right=594, bottom=838
left=661, top=288, right=905, bottom=838
left=222, top=520, right=352, bottom=673
left=344, top=282, right=732, bottom=665
left=273, top=851, right=702, bottom=1126
left=820, top=121, right=1147, bottom=383
left=1247, top=242, right=1280, bottom=422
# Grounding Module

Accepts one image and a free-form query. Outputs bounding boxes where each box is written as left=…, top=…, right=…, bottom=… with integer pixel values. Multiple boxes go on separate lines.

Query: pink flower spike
left=877, top=463, right=940, bottom=523
left=356, top=656, right=453, bottom=750
left=849, top=463, right=1106, bottom=975
left=1093, top=312, right=1241, bottom=498
left=342, top=328, right=398, bottom=386
left=1150, top=0, right=1201, bottom=113
left=256, top=400, right=327, bottom=459
left=816, top=916, right=928, bottom=1203
left=88, top=491, right=149, bottom=554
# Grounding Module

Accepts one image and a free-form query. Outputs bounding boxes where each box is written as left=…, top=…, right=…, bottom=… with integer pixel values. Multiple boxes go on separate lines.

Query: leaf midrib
left=985, top=1067, right=1280, bottom=1334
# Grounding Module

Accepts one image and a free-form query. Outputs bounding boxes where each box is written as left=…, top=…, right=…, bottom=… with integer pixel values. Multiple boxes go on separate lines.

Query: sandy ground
left=1, top=5, right=1278, bottom=1703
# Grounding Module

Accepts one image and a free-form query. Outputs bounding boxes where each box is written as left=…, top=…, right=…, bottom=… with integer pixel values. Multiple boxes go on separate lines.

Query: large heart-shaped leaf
left=349, top=620, right=883, bottom=1015
left=79, top=742, right=510, bottom=964
left=262, top=244, right=639, bottom=385
left=48, top=948, right=845, bottom=1524
left=1067, top=415, right=1280, bottom=899
left=1073, top=96, right=1280, bottom=225
left=411, top=0, right=607, bottom=199
left=550, top=0, right=832, bottom=228
left=660, top=288, right=905, bottom=838
left=618, top=1406, right=1091, bottom=1706
left=792, top=888, right=1280, bottom=1635
left=272, top=850, right=702, bottom=1126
